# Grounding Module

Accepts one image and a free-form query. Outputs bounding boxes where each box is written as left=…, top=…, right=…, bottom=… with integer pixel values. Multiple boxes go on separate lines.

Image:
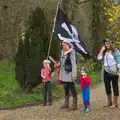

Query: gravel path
left=0, top=83, right=120, bottom=120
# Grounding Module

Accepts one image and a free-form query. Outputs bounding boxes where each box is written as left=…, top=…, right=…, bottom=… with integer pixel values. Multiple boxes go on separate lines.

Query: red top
left=79, top=76, right=91, bottom=88
left=41, top=68, right=51, bottom=82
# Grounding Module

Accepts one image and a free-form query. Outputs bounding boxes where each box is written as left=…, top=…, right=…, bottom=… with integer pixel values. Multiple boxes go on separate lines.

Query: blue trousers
left=82, top=88, right=90, bottom=105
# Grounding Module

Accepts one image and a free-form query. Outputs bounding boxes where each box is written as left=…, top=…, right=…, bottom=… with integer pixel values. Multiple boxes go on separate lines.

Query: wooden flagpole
left=42, top=2, right=61, bottom=100
left=47, top=2, right=60, bottom=60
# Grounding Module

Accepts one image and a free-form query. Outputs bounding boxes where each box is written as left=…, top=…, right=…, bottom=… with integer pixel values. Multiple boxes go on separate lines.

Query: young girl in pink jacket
left=41, top=60, right=54, bottom=106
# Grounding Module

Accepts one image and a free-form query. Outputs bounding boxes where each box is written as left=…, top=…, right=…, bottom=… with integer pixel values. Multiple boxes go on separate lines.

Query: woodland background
left=0, top=0, right=120, bottom=107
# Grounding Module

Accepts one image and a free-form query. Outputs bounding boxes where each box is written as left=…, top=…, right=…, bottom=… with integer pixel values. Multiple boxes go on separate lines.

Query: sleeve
left=76, top=80, right=80, bottom=84
left=41, top=69, right=45, bottom=79
left=54, top=51, right=62, bottom=69
left=85, top=76, right=91, bottom=84
left=114, top=49, right=120, bottom=72
left=97, top=55, right=103, bottom=60
left=70, top=50, right=77, bottom=79
left=75, top=77, right=81, bottom=84
left=54, top=62, right=60, bottom=68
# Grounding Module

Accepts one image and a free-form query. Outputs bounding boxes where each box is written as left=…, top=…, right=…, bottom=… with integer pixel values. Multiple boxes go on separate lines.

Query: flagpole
left=47, top=2, right=60, bottom=60
left=44, top=2, right=60, bottom=95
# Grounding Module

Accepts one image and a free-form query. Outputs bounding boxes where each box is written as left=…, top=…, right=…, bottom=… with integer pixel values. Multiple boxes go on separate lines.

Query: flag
left=54, top=7, right=92, bottom=59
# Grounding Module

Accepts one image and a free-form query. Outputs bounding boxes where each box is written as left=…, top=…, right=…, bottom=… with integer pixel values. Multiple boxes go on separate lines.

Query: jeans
left=63, top=82, right=77, bottom=98
left=104, top=70, right=119, bottom=96
left=42, top=81, right=52, bottom=102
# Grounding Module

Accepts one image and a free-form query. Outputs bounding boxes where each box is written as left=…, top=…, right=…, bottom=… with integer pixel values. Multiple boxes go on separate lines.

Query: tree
left=91, top=0, right=101, bottom=56
left=14, top=39, right=27, bottom=88
left=104, top=4, right=120, bottom=48
left=14, top=7, right=50, bottom=92
left=0, top=0, right=31, bottom=58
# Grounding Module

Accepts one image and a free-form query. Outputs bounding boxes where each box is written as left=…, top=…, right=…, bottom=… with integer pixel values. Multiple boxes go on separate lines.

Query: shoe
left=84, top=105, right=90, bottom=112
left=81, top=106, right=86, bottom=111
left=70, top=97, right=78, bottom=110
left=49, top=101, right=52, bottom=106
left=84, top=108, right=90, bottom=112
left=43, top=102, right=47, bottom=106
left=104, top=103, right=112, bottom=107
left=60, top=96, right=69, bottom=109
left=104, top=95, right=112, bottom=107
left=109, top=104, right=118, bottom=109
left=109, top=96, right=118, bottom=109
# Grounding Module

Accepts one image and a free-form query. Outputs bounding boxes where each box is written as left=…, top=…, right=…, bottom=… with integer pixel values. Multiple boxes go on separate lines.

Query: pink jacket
left=41, top=68, right=51, bottom=82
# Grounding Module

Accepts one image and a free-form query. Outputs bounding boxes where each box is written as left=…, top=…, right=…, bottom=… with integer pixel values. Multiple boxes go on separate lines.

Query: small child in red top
left=76, top=67, right=91, bottom=112
left=41, top=60, right=54, bottom=106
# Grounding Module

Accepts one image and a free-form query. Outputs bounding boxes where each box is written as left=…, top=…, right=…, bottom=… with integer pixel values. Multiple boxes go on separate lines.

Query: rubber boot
left=43, top=100, right=47, bottom=106
left=110, top=96, right=118, bottom=109
left=104, top=95, right=112, bottom=107
left=71, top=97, right=77, bottom=110
left=49, top=100, right=52, bottom=106
left=81, top=104, right=87, bottom=111
left=60, top=96, right=69, bottom=109
left=85, top=105, right=90, bottom=112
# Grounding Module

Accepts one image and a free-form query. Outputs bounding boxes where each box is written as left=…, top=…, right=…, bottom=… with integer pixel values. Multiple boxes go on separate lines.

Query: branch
left=0, top=39, right=10, bottom=43
left=76, top=0, right=91, bottom=4
left=0, top=52, right=7, bottom=57
left=0, top=51, right=13, bottom=60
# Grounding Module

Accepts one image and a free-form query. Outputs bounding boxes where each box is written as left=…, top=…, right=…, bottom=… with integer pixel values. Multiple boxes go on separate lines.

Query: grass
left=0, top=60, right=101, bottom=108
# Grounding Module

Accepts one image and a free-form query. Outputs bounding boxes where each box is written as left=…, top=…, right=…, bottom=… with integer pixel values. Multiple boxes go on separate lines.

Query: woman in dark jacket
left=54, top=40, right=77, bottom=110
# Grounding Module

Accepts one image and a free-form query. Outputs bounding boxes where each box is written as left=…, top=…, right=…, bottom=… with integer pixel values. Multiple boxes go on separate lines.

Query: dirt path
left=0, top=83, right=120, bottom=120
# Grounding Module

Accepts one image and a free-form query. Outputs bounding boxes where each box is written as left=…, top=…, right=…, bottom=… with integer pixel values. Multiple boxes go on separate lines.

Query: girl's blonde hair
left=43, top=60, right=51, bottom=71
left=43, top=60, right=51, bottom=64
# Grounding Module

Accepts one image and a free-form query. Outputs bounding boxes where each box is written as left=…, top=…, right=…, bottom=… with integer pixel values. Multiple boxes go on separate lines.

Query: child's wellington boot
left=85, top=105, right=90, bottom=112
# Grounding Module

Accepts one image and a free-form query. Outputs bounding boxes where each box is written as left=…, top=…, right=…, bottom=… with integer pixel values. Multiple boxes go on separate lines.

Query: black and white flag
left=54, top=7, right=92, bottom=59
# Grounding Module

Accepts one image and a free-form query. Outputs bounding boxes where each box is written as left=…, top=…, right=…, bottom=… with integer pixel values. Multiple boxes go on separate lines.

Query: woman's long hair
left=103, top=42, right=115, bottom=55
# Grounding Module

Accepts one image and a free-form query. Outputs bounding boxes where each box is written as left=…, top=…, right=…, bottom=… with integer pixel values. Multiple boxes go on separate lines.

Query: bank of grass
left=0, top=60, right=101, bottom=108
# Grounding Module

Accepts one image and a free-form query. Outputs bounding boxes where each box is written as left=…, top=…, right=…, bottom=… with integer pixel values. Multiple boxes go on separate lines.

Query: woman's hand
left=54, top=62, right=59, bottom=69
left=73, top=78, right=77, bottom=81
left=98, top=46, right=106, bottom=58
left=51, top=72, right=54, bottom=77
left=101, top=46, right=106, bottom=52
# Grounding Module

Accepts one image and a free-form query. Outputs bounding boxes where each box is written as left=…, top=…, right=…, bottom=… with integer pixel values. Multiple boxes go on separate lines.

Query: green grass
left=0, top=60, right=101, bottom=108
left=89, top=71, right=101, bottom=83
left=0, top=71, right=64, bottom=108
left=0, top=59, right=15, bottom=70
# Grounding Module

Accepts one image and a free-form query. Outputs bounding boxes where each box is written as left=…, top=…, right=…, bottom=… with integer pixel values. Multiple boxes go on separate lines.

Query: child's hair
left=43, top=60, right=51, bottom=70
left=43, top=60, right=51, bottom=64
left=80, top=67, right=89, bottom=73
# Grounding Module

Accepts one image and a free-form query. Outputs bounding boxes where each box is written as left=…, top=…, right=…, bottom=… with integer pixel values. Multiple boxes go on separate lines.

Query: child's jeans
left=82, top=88, right=90, bottom=105
left=42, top=81, right=52, bottom=103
